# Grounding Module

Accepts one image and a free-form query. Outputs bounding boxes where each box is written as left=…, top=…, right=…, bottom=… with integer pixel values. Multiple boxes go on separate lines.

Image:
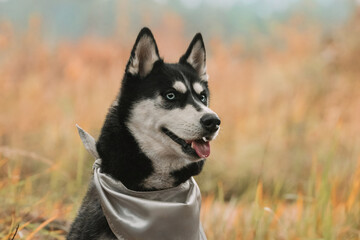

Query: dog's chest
left=141, top=172, right=175, bottom=189
left=140, top=157, right=193, bottom=190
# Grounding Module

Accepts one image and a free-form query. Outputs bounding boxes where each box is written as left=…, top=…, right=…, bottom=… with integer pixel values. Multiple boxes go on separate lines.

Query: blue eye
left=200, top=94, right=207, bottom=103
left=166, top=92, right=176, bottom=101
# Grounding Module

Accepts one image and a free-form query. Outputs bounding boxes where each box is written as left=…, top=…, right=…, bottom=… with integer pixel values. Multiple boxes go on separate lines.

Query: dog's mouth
left=161, top=127, right=211, bottom=159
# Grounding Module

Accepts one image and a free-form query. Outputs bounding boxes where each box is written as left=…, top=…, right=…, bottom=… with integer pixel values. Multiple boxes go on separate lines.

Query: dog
left=67, top=27, right=220, bottom=240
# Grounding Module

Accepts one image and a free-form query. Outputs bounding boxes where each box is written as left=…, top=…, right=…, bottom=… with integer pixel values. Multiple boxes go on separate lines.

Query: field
left=1, top=11, right=360, bottom=240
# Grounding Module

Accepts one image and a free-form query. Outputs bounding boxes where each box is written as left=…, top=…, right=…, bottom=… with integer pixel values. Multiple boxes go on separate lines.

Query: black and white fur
left=67, top=27, right=220, bottom=240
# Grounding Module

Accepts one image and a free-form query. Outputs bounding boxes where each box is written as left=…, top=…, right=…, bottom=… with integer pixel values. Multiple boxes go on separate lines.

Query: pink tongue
left=191, top=140, right=210, bottom=158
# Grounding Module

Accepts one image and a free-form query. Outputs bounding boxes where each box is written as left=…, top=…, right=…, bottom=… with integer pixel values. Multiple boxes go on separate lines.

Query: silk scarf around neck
left=76, top=125, right=207, bottom=240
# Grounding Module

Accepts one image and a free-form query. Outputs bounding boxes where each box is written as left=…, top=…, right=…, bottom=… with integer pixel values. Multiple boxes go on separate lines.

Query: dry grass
left=1, top=11, right=360, bottom=240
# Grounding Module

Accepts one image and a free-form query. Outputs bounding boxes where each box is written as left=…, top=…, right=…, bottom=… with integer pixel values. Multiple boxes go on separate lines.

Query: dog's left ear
left=126, top=27, right=160, bottom=78
left=179, top=33, right=207, bottom=81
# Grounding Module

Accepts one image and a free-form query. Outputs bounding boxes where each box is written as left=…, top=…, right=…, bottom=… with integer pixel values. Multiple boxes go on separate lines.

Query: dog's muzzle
left=161, top=127, right=214, bottom=159
left=200, top=113, right=221, bottom=133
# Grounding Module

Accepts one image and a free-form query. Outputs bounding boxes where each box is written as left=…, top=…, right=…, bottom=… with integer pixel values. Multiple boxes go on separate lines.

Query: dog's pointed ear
left=179, top=33, right=208, bottom=81
left=126, top=27, right=160, bottom=78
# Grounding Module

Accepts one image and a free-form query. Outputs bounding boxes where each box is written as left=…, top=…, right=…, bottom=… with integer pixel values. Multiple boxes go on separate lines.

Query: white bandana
left=76, top=125, right=207, bottom=240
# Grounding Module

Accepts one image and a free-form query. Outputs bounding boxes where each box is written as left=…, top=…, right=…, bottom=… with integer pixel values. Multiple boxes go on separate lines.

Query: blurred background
left=1, top=0, right=360, bottom=239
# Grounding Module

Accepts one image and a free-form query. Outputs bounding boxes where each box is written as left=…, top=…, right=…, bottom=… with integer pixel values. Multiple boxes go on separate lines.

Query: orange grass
left=1, top=10, right=360, bottom=239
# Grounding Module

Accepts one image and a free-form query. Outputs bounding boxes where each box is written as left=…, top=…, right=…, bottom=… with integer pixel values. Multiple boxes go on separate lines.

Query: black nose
left=200, top=114, right=221, bottom=133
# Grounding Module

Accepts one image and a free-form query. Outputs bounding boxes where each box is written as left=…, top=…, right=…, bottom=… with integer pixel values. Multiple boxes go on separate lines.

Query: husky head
left=97, top=28, right=220, bottom=190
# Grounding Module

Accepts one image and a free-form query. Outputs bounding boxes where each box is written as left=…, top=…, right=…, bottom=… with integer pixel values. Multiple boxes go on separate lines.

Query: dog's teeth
left=202, top=137, right=208, bottom=142
left=191, top=142, right=194, bottom=149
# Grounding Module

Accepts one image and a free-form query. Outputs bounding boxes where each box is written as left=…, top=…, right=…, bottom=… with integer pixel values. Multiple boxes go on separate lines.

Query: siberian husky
left=67, top=27, right=220, bottom=239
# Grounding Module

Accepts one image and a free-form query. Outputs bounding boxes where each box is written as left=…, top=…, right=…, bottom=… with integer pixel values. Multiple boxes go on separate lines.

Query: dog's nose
left=200, top=114, right=221, bottom=133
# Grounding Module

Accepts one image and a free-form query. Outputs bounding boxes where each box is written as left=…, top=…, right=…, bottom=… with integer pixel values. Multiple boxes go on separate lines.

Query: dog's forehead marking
left=173, top=81, right=187, bottom=94
left=193, top=82, right=204, bottom=95
left=177, top=71, right=205, bottom=111
left=179, top=71, right=191, bottom=88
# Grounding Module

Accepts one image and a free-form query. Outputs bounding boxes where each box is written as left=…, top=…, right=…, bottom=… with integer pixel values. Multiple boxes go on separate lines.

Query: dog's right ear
left=179, top=33, right=207, bottom=81
left=126, top=27, right=160, bottom=78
